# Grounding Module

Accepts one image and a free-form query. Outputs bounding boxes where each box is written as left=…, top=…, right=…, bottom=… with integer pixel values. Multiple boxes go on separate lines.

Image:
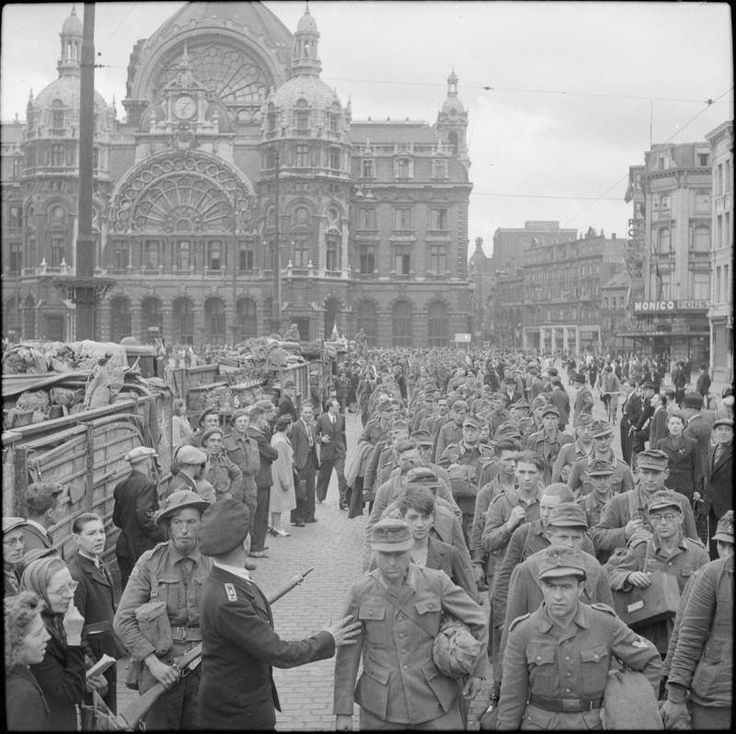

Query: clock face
left=174, top=96, right=196, bottom=120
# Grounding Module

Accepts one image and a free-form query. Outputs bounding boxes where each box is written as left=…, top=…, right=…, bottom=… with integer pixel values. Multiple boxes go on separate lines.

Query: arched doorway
left=204, top=297, right=226, bottom=345
left=173, top=297, right=195, bottom=345
left=141, top=297, right=163, bottom=341
left=392, top=300, right=413, bottom=346
left=110, top=296, right=131, bottom=342
left=427, top=300, right=449, bottom=347
left=236, top=298, right=257, bottom=342
left=355, top=299, right=377, bottom=346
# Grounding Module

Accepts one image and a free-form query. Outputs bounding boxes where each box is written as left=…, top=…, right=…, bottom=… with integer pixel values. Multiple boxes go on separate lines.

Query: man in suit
left=315, top=398, right=348, bottom=509
left=197, top=500, right=360, bottom=729
left=682, top=391, right=716, bottom=494
left=22, top=481, right=62, bottom=553
left=290, top=401, right=320, bottom=526
left=112, top=447, right=165, bottom=590
left=704, top=418, right=733, bottom=559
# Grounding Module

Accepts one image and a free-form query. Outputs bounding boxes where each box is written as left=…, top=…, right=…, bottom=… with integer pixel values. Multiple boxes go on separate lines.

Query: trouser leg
left=316, top=459, right=334, bottom=502
left=251, top=486, right=271, bottom=551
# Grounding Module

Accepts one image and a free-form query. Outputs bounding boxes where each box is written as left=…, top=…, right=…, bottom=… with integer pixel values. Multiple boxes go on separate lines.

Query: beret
left=230, top=408, right=250, bottom=424
left=200, top=427, right=225, bottom=444
left=198, top=499, right=251, bottom=556
left=125, top=446, right=157, bottom=463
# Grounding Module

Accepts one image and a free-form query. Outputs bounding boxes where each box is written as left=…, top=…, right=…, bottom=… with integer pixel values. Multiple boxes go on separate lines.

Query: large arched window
left=236, top=298, right=258, bottom=341
left=110, top=296, right=131, bottom=342
left=204, top=297, right=226, bottom=345
left=392, top=300, right=413, bottom=347
left=141, top=297, right=162, bottom=340
left=355, top=300, right=377, bottom=346
left=427, top=301, right=448, bottom=347
left=173, top=297, right=195, bottom=345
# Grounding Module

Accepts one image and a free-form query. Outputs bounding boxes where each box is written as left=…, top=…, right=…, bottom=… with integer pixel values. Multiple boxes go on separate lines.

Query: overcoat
left=704, top=442, right=732, bottom=518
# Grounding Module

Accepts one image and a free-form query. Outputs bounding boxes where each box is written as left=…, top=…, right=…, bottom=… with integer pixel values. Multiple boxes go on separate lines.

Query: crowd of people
left=3, top=344, right=733, bottom=730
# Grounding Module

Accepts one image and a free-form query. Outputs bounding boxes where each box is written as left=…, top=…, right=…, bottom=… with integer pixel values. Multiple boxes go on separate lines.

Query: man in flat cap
left=114, top=490, right=212, bottom=729
left=112, top=446, right=164, bottom=590
left=605, top=490, right=709, bottom=656
left=497, top=545, right=661, bottom=730
left=568, top=420, right=634, bottom=499
left=22, top=481, right=63, bottom=554
left=334, top=518, right=487, bottom=730
left=704, top=417, right=733, bottom=558
left=526, top=405, right=574, bottom=485
left=661, top=510, right=733, bottom=729
left=197, top=499, right=360, bottom=729
left=3, top=516, right=27, bottom=595
left=168, top=444, right=216, bottom=503
left=590, top=449, right=699, bottom=560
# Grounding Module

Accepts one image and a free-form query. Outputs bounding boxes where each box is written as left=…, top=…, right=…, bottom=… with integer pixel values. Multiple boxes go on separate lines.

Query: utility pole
left=272, top=148, right=281, bottom=334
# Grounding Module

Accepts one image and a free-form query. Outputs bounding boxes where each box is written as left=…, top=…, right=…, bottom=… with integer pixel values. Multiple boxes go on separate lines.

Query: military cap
left=176, top=445, right=208, bottom=465
left=3, top=517, right=26, bottom=534
left=639, top=380, right=657, bottom=391
left=573, top=413, right=594, bottom=427
left=682, top=392, right=702, bottom=409
left=587, top=459, right=615, bottom=476
left=591, top=420, right=615, bottom=438
left=25, top=481, right=63, bottom=506
left=502, top=377, right=517, bottom=385
left=712, top=510, right=734, bottom=543
left=547, top=502, right=588, bottom=529
left=255, top=399, right=275, bottom=412
left=537, top=545, right=587, bottom=581
left=125, top=446, right=157, bottom=464
left=647, top=490, right=683, bottom=513
left=406, top=467, right=443, bottom=488
left=451, top=399, right=469, bottom=411
left=496, top=422, right=522, bottom=438
left=198, top=499, right=251, bottom=556
left=572, top=372, right=586, bottom=384
left=526, top=363, right=540, bottom=374
left=230, top=408, right=251, bottom=424
left=274, top=414, right=292, bottom=432
left=531, top=395, right=550, bottom=409
left=371, top=518, right=414, bottom=552
left=636, top=449, right=669, bottom=471
left=713, top=417, right=734, bottom=430
left=462, top=413, right=482, bottom=429
left=410, top=430, right=433, bottom=447
left=200, top=427, right=225, bottom=444
left=154, top=489, right=211, bottom=525
left=541, top=405, right=560, bottom=419
left=511, top=398, right=529, bottom=409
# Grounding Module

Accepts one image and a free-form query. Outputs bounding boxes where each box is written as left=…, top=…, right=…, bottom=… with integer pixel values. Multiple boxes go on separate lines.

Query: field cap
left=125, top=446, right=157, bottom=464
left=538, top=545, right=587, bottom=581
left=371, top=518, right=414, bottom=552
left=3, top=517, right=27, bottom=534
left=587, top=459, right=614, bottom=477
left=541, top=405, right=560, bottom=419
left=198, top=499, right=250, bottom=556
left=647, top=490, right=682, bottom=513
left=591, top=420, right=615, bottom=439
left=463, top=414, right=482, bottom=429
left=410, top=430, right=433, bottom=447
left=154, top=490, right=211, bottom=525
left=636, top=449, right=668, bottom=471
left=712, top=510, right=734, bottom=543
left=406, top=467, right=443, bottom=488
left=547, top=502, right=588, bottom=529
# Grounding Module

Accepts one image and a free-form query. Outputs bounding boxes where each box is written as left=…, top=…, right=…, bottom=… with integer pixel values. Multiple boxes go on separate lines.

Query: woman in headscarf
left=19, top=556, right=106, bottom=730
left=4, top=590, right=52, bottom=730
left=269, top=414, right=297, bottom=536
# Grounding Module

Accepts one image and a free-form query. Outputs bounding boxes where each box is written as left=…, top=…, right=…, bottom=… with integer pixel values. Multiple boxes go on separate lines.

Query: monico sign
left=633, top=300, right=709, bottom=313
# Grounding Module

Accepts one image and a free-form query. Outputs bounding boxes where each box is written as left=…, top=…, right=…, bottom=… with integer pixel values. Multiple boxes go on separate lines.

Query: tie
left=331, top=415, right=335, bottom=425
left=714, top=444, right=724, bottom=464
left=306, top=422, right=313, bottom=446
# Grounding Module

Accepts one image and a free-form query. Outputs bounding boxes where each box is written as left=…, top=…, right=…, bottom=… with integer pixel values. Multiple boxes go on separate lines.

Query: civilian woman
left=269, top=414, right=297, bottom=537
left=172, top=398, right=193, bottom=450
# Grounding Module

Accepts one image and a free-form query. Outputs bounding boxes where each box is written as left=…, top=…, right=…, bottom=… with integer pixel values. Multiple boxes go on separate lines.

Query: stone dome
left=33, top=74, right=108, bottom=114
left=271, top=74, right=340, bottom=114
left=441, top=72, right=465, bottom=115
left=61, top=7, right=82, bottom=36
left=297, top=8, right=319, bottom=34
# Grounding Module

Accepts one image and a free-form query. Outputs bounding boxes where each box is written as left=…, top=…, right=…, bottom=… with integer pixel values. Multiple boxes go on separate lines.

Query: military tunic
left=526, top=429, right=574, bottom=485
left=497, top=602, right=662, bottom=730
left=334, top=564, right=488, bottom=727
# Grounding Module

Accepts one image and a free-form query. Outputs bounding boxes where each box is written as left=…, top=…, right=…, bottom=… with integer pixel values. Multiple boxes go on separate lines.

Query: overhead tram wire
left=561, top=86, right=734, bottom=227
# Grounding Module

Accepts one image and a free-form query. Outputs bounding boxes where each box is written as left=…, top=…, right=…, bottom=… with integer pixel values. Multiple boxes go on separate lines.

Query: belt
left=528, top=694, right=603, bottom=713
left=171, top=626, right=202, bottom=642
left=84, top=621, right=111, bottom=635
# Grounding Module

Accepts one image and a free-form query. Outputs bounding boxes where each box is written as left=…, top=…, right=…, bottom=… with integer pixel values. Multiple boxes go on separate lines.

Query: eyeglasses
left=48, top=580, right=79, bottom=596
left=649, top=513, right=679, bottom=523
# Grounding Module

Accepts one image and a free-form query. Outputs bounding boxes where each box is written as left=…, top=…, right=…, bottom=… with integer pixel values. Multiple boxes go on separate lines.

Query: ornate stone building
left=1, top=3, right=473, bottom=347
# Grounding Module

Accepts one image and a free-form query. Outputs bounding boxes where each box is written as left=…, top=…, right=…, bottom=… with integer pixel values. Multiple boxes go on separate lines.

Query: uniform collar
left=168, top=542, right=202, bottom=565
left=25, top=518, right=50, bottom=537
left=213, top=560, right=252, bottom=582
left=538, top=602, right=589, bottom=632
left=651, top=533, right=688, bottom=555
left=371, top=562, right=419, bottom=591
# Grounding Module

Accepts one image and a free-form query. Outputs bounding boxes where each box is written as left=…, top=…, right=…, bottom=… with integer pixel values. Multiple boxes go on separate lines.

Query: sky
left=1, top=1, right=732, bottom=257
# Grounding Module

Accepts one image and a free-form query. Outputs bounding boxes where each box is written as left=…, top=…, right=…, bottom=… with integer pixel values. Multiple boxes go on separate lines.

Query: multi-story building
left=522, top=230, right=626, bottom=353
left=1, top=3, right=473, bottom=347
left=623, top=142, right=713, bottom=362
left=705, top=121, right=733, bottom=385
left=493, top=266, right=525, bottom=350
left=492, top=220, right=577, bottom=270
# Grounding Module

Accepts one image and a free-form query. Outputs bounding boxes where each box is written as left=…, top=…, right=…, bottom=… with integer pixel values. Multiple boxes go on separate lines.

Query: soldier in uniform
left=334, top=518, right=488, bottom=730
left=661, top=511, right=733, bottom=729
left=197, top=499, right=360, bottom=729
left=113, top=490, right=212, bottom=730
left=567, top=420, right=634, bottom=498
left=551, top=413, right=594, bottom=483
left=590, top=449, right=699, bottom=560
left=605, top=490, right=709, bottom=656
left=497, top=545, right=662, bottom=730
left=437, top=413, right=496, bottom=544
left=112, top=447, right=165, bottom=590
left=433, top=398, right=468, bottom=463
left=576, top=460, right=615, bottom=560
left=526, top=405, right=574, bottom=485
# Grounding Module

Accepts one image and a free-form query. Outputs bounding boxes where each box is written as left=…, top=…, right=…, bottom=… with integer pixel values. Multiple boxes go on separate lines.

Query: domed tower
left=22, top=5, right=113, bottom=276
left=259, top=3, right=352, bottom=337
left=435, top=70, right=469, bottom=169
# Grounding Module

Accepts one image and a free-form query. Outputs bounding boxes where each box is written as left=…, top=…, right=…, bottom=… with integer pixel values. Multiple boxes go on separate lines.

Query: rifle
left=115, top=566, right=315, bottom=731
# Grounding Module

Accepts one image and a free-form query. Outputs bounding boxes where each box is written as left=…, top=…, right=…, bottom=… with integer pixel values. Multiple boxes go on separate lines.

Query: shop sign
left=633, top=300, right=708, bottom=313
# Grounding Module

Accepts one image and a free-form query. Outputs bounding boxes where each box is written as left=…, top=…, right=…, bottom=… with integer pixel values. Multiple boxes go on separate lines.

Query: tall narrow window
left=208, top=241, right=222, bottom=270
left=239, top=242, right=255, bottom=272
left=296, top=144, right=309, bottom=168
left=50, top=144, right=64, bottom=166
left=359, top=250, right=375, bottom=274
left=176, top=240, right=191, bottom=269
left=329, top=147, right=341, bottom=170
left=114, top=241, right=130, bottom=269
left=49, top=237, right=65, bottom=266
left=144, top=240, right=160, bottom=269
left=395, top=252, right=411, bottom=275
left=362, top=158, right=374, bottom=178
left=326, top=236, right=340, bottom=271
left=294, top=238, right=309, bottom=267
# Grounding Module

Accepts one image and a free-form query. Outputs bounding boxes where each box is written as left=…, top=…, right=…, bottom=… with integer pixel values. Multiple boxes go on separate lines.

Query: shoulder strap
left=628, top=490, right=638, bottom=524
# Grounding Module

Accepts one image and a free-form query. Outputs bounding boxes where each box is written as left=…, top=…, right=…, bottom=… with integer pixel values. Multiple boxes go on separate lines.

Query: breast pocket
left=157, top=576, right=181, bottom=618
left=358, top=602, right=386, bottom=625
left=415, top=596, right=442, bottom=631
left=578, top=644, right=609, bottom=696
left=525, top=643, right=556, bottom=693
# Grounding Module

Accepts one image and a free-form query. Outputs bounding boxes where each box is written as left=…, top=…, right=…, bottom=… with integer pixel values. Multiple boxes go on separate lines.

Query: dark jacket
left=112, top=469, right=164, bottom=562
left=22, top=522, right=53, bottom=553
left=655, top=434, right=700, bottom=499
left=425, top=536, right=478, bottom=601
left=291, top=417, right=319, bottom=471
left=247, top=426, right=279, bottom=489
left=277, top=394, right=298, bottom=422
left=29, top=611, right=87, bottom=731
left=5, top=664, right=51, bottom=731
left=198, top=564, right=335, bottom=729
left=704, top=442, right=732, bottom=518
left=315, top=412, right=347, bottom=460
